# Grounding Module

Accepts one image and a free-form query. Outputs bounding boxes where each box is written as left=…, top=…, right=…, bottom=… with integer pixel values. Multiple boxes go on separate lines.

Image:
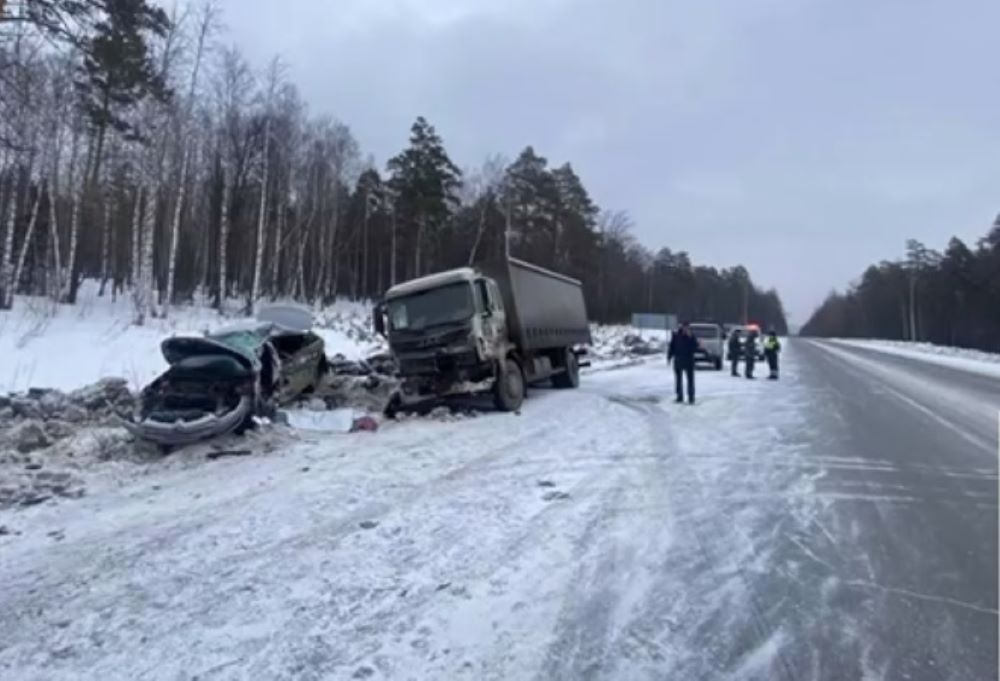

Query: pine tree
left=386, top=117, right=461, bottom=279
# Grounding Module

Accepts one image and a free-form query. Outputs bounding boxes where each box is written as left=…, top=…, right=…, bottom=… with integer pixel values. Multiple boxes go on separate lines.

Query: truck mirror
left=373, top=305, right=386, bottom=336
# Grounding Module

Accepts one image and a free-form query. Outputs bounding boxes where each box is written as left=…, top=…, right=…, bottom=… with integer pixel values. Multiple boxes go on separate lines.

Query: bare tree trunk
left=390, top=208, right=397, bottom=286
left=134, top=183, right=156, bottom=325
left=0, top=166, right=17, bottom=309
left=64, top=181, right=81, bottom=302
left=361, top=192, right=369, bottom=298
left=46, top=174, right=63, bottom=301
left=11, top=179, right=44, bottom=302
left=250, top=127, right=270, bottom=312
left=130, top=186, right=141, bottom=288
left=217, top=163, right=231, bottom=310
left=98, top=193, right=110, bottom=296
left=164, top=6, right=213, bottom=315
left=164, top=142, right=189, bottom=310
left=295, top=236, right=306, bottom=300
left=414, top=213, right=424, bottom=278
left=467, top=198, right=489, bottom=266
left=270, top=193, right=284, bottom=298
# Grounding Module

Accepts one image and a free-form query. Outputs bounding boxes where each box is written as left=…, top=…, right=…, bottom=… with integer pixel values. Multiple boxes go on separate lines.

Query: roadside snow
left=0, top=282, right=377, bottom=393
left=0, top=355, right=819, bottom=680
left=831, top=339, right=1000, bottom=380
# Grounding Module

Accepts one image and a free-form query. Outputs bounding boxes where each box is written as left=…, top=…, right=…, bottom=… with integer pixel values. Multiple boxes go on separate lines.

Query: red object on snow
left=350, top=415, right=379, bottom=433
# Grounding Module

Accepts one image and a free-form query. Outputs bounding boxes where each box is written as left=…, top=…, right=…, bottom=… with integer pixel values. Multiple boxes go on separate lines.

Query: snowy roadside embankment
left=0, top=358, right=819, bottom=680
left=587, top=325, right=668, bottom=371
left=0, top=282, right=379, bottom=394
left=829, top=339, right=1000, bottom=380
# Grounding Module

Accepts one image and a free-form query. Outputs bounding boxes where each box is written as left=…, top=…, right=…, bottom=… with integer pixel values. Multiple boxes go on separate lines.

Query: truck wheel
left=493, top=359, right=525, bottom=412
left=714, top=357, right=723, bottom=371
left=552, top=349, right=580, bottom=389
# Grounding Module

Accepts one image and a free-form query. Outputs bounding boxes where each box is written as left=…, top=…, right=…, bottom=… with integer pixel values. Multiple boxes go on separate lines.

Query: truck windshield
left=690, top=326, right=719, bottom=339
left=387, top=282, right=474, bottom=331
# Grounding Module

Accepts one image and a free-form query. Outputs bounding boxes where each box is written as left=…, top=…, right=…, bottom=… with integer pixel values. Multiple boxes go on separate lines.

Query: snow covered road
left=1, top=343, right=997, bottom=680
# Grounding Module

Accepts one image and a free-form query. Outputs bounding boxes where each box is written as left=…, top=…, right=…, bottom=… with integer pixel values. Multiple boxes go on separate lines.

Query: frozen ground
left=831, top=338, right=1000, bottom=380
left=3, top=340, right=994, bottom=680
left=0, top=283, right=379, bottom=393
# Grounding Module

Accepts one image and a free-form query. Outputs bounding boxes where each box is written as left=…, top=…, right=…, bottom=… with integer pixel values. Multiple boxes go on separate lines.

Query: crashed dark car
left=120, top=306, right=327, bottom=446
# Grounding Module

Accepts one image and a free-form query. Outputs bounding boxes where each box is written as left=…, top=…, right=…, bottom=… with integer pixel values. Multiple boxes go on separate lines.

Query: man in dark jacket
left=727, top=328, right=742, bottom=377
left=668, top=322, right=699, bottom=404
left=744, top=330, right=758, bottom=379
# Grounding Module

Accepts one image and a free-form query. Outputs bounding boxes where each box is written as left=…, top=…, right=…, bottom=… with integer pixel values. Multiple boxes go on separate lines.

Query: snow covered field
left=0, top=356, right=818, bottom=680
left=831, top=339, right=1000, bottom=380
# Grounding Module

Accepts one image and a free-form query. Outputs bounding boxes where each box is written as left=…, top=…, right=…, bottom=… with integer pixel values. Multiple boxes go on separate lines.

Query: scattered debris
left=8, top=421, right=51, bottom=453
left=205, top=449, right=253, bottom=460
left=350, top=415, right=379, bottom=433
left=536, top=480, right=556, bottom=488
left=542, top=491, right=571, bottom=502
left=359, top=520, right=379, bottom=530
left=435, top=582, right=452, bottom=592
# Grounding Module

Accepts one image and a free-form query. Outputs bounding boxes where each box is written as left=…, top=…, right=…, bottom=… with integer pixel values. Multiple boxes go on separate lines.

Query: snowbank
left=831, top=339, right=1000, bottom=379
left=590, top=325, right=669, bottom=361
left=0, top=281, right=377, bottom=393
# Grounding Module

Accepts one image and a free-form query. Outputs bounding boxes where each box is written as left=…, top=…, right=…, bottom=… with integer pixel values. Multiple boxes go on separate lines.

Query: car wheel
left=493, top=358, right=525, bottom=412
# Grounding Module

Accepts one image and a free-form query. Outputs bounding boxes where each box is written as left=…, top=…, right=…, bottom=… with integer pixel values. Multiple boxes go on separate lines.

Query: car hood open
left=160, top=336, right=257, bottom=370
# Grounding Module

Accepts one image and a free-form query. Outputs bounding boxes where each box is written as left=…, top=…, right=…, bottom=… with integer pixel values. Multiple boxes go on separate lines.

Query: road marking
left=811, top=341, right=994, bottom=454
left=843, top=579, right=999, bottom=617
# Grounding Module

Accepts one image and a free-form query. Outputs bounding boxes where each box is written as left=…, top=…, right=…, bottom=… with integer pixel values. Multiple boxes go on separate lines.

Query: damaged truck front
left=375, top=256, right=591, bottom=413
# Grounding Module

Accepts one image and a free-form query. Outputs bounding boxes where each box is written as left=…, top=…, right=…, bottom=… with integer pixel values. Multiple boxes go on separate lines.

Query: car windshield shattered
left=387, top=282, right=474, bottom=331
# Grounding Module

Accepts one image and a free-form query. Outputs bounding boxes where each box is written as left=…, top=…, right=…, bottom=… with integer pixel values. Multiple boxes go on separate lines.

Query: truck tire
left=493, top=358, right=525, bottom=412
left=552, top=348, right=580, bottom=389
left=714, top=357, right=723, bottom=371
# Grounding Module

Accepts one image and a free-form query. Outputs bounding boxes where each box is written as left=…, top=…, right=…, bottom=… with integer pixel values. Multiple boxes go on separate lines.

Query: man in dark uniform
left=764, top=329, right=782, bottom=380
left=668, top=321, right=699, bottom=404
left=744, top=329, right=759, bottom=379
left=727, top=328, right=742, bottom=377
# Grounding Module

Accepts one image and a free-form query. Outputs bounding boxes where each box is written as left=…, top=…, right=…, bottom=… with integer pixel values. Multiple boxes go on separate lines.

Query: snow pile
left=0, top=281, right=376, bottom=393
left=589, top=325, right=669, bottom=363
left=0, top=379, right=138, bottom=508
left=832, top=339, right=1000, bottom=379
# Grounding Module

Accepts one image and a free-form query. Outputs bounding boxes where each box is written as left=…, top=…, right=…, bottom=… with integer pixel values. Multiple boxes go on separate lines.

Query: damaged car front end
left=119, top=334, right=274, bottom=446
left=119, top=306, right=326, bottom=447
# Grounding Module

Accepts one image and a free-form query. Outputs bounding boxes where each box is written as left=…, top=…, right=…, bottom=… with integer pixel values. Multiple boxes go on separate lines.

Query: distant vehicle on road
left=375, top=255, right=591, bottom=414
left=689, top=322, right=725, bottom=370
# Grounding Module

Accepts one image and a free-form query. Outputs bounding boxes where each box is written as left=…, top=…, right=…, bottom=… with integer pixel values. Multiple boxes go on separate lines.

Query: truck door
left=476, top=279, right=505, bottom=353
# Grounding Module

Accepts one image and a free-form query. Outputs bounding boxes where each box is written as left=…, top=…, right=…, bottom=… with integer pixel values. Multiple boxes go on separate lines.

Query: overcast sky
left=213, top=0, right=998, bottom=324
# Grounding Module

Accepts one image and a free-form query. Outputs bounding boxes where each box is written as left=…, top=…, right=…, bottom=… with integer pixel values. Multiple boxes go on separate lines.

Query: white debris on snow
left=284, top=408, right=358, bottom=433
left=831, top=338, right=1000, bottom=380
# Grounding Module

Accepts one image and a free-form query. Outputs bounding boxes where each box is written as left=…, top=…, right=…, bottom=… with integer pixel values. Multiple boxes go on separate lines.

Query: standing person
left=764, top=329, right=782, bottom=380
left=744, top=329, right=758, bottom=379
left=727, top=328, right=742, bottom=377
left=668, top=321, right=699, bottom=404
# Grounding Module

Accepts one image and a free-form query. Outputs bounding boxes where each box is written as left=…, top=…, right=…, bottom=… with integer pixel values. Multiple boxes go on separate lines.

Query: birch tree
left=164, top=0, right=216, bottom=314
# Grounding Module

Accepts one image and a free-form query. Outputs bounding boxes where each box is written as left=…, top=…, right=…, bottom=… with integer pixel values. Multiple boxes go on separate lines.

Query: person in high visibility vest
left=764, top=330, right=782, bottom=380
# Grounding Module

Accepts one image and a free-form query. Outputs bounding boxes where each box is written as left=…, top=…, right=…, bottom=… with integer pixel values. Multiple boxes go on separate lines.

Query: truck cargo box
left=484, top=257, right=591, bottom=352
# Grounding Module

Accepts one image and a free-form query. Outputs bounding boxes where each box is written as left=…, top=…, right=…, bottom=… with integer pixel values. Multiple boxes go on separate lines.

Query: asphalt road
left=780, top=340, right=999, bottom=681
